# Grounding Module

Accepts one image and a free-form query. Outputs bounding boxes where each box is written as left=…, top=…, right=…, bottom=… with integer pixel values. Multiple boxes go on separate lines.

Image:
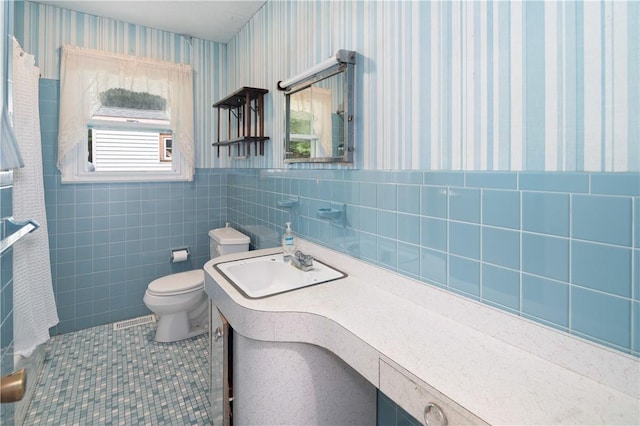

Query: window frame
left=61, top=120, right=190, bottom=183
left=62, top=143, right=191, bottom=184
left=57, top=45, right=194, bottom=184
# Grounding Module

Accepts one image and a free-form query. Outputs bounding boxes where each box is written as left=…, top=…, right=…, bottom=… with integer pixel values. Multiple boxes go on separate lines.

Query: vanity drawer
left=379, top=359, right=488, bottom=426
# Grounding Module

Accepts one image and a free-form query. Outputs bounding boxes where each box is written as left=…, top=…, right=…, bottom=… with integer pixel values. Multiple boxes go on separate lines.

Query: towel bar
left=0, top=217, right=40, bottom=255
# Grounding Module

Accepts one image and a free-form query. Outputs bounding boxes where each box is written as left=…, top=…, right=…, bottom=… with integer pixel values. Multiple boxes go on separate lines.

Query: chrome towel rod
left=0, top=217, right=40, bottom=255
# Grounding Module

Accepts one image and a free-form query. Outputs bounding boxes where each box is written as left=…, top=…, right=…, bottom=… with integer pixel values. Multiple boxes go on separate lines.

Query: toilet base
left=144, top=286, right=209, bottom=343
left=154, top=311, right=209, bottom=343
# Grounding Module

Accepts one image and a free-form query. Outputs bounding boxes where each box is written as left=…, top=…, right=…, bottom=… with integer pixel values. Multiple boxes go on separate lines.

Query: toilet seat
left=147, top=270, right=204, bottom=296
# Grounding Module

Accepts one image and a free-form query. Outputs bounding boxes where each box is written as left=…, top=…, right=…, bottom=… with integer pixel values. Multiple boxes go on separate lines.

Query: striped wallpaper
left=229, top=0, right=639, bottom=171
left=15, top=1, right=640, bottom=172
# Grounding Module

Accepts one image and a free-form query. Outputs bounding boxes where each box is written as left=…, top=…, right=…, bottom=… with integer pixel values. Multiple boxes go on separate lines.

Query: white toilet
left=143, top=225, right=250, bottom=343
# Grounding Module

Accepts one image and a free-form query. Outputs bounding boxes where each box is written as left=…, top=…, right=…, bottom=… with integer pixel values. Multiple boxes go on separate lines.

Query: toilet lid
left=147, top=270, right=205, bottom=296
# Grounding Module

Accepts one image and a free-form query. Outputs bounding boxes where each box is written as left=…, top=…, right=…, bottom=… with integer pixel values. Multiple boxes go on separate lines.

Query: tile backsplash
left=227, top=168, right=640, bottom=356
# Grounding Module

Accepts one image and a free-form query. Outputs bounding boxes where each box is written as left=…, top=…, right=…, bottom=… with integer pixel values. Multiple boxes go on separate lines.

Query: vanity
left=204, top=239, right=640, bottom=425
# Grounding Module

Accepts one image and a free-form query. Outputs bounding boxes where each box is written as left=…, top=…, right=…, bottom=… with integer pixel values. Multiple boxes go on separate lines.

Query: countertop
left=204, top=239, right=640, bottom=425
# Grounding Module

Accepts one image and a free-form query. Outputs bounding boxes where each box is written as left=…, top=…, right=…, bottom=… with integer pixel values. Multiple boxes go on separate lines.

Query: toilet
left=143, top=225, right=250, bottom=343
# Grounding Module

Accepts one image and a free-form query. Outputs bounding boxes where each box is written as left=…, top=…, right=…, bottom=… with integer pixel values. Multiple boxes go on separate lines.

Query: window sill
left=60, top=147, right=193, bottom=184
left=61, top=170, right=192, bottom=184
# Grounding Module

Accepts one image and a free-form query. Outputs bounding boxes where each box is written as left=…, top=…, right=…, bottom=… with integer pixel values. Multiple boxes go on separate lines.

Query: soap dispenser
left=282, top=222, right=296, bottom=260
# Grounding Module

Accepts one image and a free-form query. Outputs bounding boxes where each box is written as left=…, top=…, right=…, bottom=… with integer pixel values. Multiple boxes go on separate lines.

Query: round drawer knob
left=424, top=402, right=448, bottom=426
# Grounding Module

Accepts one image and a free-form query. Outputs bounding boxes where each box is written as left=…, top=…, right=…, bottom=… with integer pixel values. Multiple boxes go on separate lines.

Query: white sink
left=214, top=253, right=346, bottom=298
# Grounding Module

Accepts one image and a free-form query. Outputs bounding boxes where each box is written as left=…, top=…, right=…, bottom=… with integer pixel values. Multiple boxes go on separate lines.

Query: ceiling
left=36, top=1, right=267, bottom=43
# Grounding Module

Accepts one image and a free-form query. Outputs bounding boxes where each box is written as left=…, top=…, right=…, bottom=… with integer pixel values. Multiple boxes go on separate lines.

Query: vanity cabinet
left=379, top=359, right=488, bottom=426
left=212, top=87, right=269, bottom=158
left=209, top=302, right=231, bottom=426
left=232, top=333, right=376, bottom=425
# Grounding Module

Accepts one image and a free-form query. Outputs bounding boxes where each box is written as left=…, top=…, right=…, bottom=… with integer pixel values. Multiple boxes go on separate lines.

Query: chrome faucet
left=290, top=250, right=314, bottom=271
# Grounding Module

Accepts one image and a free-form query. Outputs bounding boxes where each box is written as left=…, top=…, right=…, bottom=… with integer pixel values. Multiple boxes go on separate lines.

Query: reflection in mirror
left=280, top=50, right=355, bottom=164
left=288, top=79, right=344, bottom=159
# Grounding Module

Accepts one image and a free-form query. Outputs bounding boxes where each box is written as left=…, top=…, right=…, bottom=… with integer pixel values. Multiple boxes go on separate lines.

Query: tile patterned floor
left=23, top=322, right=210, bottom=425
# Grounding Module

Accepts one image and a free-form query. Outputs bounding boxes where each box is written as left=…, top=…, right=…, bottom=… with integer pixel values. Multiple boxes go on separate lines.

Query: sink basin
left=214, top=253, right=346, bottom=298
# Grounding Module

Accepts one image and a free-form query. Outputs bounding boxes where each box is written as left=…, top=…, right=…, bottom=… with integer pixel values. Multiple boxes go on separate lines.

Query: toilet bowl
left=143, top=270, right=208, bottom=343
left=143, top=225, right=250, bottom=342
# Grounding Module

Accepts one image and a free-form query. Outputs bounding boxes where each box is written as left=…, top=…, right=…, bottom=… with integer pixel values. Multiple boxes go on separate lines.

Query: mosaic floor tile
left=23, top=323, right=210, bottom=425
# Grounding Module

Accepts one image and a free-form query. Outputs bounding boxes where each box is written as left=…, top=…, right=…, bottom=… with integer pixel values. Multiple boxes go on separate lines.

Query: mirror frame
left=280, top=50, right=356, bottom=164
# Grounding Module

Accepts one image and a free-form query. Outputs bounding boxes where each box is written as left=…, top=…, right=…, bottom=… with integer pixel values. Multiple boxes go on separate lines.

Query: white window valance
left=58, top=44, right=194, bottom=177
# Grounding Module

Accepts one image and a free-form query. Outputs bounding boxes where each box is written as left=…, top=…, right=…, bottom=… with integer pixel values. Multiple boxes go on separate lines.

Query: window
left=288, top=110, right=317, bottom=159
left=89, top=129, right=173, bottom=172
left=57, top=45, right=194, bottom=183
left=286, top=86, right=333, bottom=160
left=159, top=134, right=172, bottom=162
left=87, top=89, right=172, bottom=172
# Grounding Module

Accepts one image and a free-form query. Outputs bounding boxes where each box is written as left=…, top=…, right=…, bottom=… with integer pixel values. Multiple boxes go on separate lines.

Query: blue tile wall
left=449, top=256, right=480, bottom=297
left=634, top=250, right=640, bottom=302
left=39, top=80, right=228, bottom=335
left=481, top=264, right=520, bottom=312
left=518, top=173, right=590, bottom=193
left=420, top=248, right=447, bottom=288
left=522, top=233, right=570, bottom=282
left=522, top=192, right=570, bottom=237
left=571, top=241, right=631, bottom=298
left=377, top=184, right=398, bottom=211
left=423, top=171, right=464, bottom=187
left=377, top=211, right=397, bottom=240
left=634, top=301, right=640, bottom=354
left=398, top=214, right=420, bottom=246
left=482, top=190, right=520, bottom=229
left=633, top=197, right=639, bottom=249
left=420, top=218, right=447, bottom=252
left=572, top=195, right=632, bottom=246
left=482, top=227, right=520, bottom=270
left=0, top=183, right=15, bottom=426
left=397, top=185, right=420, bottom=215
left=466, top=172, right=518, bottom=190
left=449, top=222, right=480, bottom=260
left=227, top=169, right=640, bottom=356
left=421, top=186, right=448, bottom=219
left=572, top=287, right=631, bottom=349
left=591, top=174, right=640, bottom=197
left=448, top=188, right=480, bottom=223
left=522, top=274, right=569, bottom=328
left=397, top=242, right=420, bottom=279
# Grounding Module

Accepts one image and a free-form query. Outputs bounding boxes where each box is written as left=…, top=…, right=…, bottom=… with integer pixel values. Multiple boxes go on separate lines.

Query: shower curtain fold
left=11, top=37, right=59, bottom=357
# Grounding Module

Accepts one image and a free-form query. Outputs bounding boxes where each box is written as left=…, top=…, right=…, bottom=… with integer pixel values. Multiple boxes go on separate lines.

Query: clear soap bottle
left=282, top=222, right=296, bottom=260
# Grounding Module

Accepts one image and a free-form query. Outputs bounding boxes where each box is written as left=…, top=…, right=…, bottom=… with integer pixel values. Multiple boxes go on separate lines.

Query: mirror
left=280, top=50, right=355, bottom=164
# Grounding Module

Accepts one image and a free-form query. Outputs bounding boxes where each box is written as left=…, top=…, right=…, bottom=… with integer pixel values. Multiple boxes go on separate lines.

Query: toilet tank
left=208, top=226, right=250, bottom=259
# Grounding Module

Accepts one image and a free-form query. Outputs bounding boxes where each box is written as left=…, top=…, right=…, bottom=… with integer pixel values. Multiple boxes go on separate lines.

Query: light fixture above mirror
left=278, top=50, right=356, bottom=164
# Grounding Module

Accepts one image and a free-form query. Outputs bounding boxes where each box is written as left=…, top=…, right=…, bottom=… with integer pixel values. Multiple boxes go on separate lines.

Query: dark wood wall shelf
left=212, top=87, right=269, bottom=157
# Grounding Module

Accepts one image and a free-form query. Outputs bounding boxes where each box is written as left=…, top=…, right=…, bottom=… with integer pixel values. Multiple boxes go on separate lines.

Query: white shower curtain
left=11, top=37, right=59, bottom=357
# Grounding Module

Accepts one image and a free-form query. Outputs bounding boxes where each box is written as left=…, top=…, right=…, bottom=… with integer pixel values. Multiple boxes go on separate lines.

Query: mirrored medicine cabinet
left=278, top=50, right=356, bottom=164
